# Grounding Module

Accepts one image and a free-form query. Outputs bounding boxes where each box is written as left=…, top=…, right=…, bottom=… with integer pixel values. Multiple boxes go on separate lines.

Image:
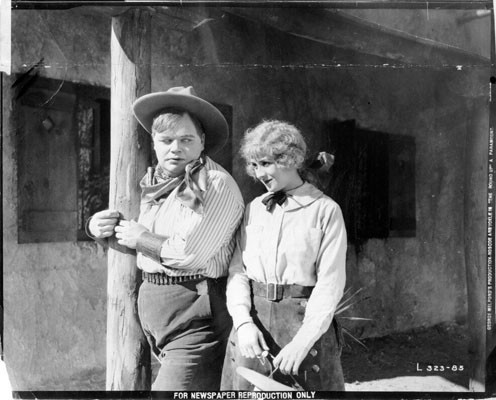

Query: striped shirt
left=137, top=156, right=244, bottom=278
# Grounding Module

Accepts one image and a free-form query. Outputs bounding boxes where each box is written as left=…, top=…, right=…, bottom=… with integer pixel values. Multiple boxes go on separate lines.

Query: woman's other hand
left=273, top=340, right=309, bottom=375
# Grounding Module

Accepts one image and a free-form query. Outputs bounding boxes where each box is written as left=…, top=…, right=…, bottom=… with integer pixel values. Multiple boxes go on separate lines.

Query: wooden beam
left=484, top=10, right=496, bottom=392
left=463, top=15, right=491, bottom=386
left=225, top=7, right=489, bottom=66
left=11, top=1, right=495, bottom=11
left=107, top=8, right=152, bottom=390
left=78, top=6, right=217, bottom=32
left=464, top=97, right=489, bottom=393
left=152, top=6, right=218, bottom=32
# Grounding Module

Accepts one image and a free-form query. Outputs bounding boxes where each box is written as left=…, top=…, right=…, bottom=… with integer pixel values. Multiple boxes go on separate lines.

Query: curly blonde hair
left=241, top=120, right=307, bottom=178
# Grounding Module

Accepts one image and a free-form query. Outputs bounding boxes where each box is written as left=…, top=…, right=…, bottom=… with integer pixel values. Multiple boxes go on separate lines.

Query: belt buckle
left=266, top=283, right=278, bottom=301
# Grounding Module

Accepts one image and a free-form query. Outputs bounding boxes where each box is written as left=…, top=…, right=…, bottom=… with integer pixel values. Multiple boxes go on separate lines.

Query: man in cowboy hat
left=86, top=86, right=244, bottom=390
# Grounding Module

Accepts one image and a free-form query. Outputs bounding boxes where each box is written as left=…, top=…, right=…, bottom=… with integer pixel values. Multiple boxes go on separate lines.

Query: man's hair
left=240, top=120, right=307, bottom=178
left=151, top=107, right=204, bottom=138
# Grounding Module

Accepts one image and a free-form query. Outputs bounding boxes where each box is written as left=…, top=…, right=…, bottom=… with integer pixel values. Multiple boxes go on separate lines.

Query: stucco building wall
left=4, top=9, right=111, bottom=390
left=3, top=7, right=489, bottom=390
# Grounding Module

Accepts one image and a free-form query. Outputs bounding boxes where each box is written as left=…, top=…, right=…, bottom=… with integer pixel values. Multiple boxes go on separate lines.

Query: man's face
left=152, top=113, right=205, bottom=177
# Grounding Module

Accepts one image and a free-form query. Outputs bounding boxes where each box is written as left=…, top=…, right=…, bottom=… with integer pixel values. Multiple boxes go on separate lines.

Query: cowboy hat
left=132, top=86, right=229, bottom=155
left=236, top=367, right=297, bottom=391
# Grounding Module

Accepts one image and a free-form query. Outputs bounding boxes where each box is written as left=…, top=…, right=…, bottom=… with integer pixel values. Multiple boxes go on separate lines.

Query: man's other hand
left=114, top=219, right=149, bottom=249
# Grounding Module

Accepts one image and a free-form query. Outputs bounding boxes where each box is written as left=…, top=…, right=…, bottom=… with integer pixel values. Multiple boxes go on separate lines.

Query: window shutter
left=18, top=87, right=78, bottom=243
left=326, top=120, right=415, bottom=242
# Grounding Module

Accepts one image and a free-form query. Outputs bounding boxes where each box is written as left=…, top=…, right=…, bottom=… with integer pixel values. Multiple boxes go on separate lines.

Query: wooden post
left=464, top=11, right=496, bottom=393
left=107, top=8, right=152, bottom=390
left=464, top=97, right=489, bottom=392
left=485, top=13, right=496, bottom=392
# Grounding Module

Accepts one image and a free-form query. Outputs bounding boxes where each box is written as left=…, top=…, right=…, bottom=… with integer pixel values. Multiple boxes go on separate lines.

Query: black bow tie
left=262, top=191, right=287, bottom=212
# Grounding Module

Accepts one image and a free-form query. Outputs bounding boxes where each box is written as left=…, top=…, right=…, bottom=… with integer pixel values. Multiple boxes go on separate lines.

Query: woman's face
left=249, top=157, right=301, bottom=192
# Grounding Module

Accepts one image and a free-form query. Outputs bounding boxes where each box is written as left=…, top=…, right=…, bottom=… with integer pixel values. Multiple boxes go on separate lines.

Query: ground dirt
left=341, top=321, right=474, bottom=392
left=28, top=321, right=493, bottom=397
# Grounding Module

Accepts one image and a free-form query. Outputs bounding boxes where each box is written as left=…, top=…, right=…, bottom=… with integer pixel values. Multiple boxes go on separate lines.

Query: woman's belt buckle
left=266, top=283, right=282, bottom=301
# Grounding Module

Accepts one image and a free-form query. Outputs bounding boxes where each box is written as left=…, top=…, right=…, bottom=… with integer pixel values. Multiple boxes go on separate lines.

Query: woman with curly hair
left=221, top=120, right=347, bottom=391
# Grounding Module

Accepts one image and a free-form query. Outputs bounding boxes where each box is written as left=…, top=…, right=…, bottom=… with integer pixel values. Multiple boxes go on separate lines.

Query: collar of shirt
left=140, top=156, right=212, bottom=211
left=283, top=182, right=323, bottom=212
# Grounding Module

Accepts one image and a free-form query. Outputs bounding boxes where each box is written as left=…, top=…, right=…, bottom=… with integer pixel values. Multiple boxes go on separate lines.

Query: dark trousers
left=221, top=295, right=345, bottom=391
left=138, top=277, right=231, bottom=390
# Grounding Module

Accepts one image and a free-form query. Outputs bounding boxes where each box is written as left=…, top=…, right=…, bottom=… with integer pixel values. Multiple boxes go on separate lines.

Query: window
left=16, top=77, right=110, bottom=243
left=210, top=102, right=233, bottom=173
left=325, top=119, right=416, bottom=243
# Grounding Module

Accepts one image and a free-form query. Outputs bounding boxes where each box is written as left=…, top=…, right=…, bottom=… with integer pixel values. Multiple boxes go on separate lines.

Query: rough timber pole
left=464, top=11, right=495, bottom=393
left=464, top=98, right=489, bottom=392
left=107, top=8, right=152, bottom=390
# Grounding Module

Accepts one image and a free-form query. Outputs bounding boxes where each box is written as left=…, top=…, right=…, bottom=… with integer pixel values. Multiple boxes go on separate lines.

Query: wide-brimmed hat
left=132, top=86, right=229, bottom=155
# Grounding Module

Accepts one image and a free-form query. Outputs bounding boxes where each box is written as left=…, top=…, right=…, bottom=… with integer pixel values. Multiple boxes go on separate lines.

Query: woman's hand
left=114, top=219, right=148, bottom=249
left=237, top=322, right=269, bottom=359
left=273, top=340, right=309, bottom=375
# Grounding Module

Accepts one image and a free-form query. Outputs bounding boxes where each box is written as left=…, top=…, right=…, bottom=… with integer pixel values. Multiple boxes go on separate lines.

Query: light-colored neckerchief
left=139, top=156, right=207, bottom=213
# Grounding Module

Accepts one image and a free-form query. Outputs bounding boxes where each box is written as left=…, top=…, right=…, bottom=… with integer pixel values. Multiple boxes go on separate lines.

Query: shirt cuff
left=136, top=231, right=166, bottom=262
left=291, top=322, right=326, bottom=353
left=85, top=216, right=97, bottom=239
left=230, top=305, right=253, bottom=330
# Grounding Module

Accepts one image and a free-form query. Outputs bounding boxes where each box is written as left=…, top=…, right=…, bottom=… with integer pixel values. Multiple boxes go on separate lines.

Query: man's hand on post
left=88, top=210, right=120, bottom=239
left=114, top=219, right=149, bottom=249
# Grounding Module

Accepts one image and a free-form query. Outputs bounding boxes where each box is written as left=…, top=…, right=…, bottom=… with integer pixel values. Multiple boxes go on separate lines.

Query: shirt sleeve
left=158, top=175, right=244, bottom=270
left=226, top=211, right=254, bottom=329
left=291, top=203, right=347, bottom=352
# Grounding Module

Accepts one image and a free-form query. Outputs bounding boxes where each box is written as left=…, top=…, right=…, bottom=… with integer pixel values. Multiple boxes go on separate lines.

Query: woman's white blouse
left=226, top=182, right=347, bottom=351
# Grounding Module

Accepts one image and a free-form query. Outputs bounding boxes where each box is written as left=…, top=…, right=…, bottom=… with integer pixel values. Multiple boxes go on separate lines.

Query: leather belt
left=250, top=280, right=314, bottom=302
left=142, top=271, right=204, bottom=285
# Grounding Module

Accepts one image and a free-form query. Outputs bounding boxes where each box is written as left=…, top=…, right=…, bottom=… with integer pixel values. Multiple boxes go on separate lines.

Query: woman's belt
left=250, top=279, right=314, bottom=301
left=142, top=271, right=204, bottom=285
